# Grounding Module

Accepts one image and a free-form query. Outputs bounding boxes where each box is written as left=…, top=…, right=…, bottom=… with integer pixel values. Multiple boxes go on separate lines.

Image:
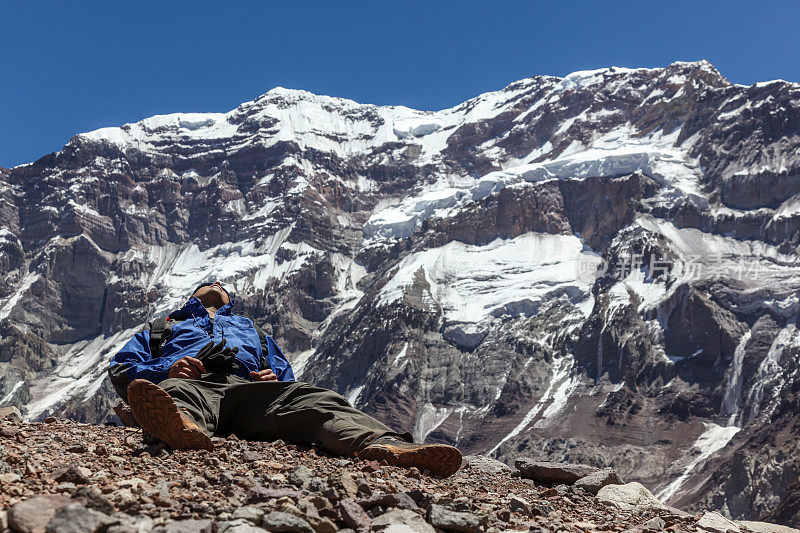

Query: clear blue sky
left=2, top=1, right=798, bottom=168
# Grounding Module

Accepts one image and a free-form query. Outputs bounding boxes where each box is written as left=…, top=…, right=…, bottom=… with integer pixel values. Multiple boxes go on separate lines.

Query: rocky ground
left=0, top=410, right=796, bottom=533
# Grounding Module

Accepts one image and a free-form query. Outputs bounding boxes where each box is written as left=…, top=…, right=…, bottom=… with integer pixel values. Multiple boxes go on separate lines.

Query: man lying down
left=108, top=281, right=462, bottom=477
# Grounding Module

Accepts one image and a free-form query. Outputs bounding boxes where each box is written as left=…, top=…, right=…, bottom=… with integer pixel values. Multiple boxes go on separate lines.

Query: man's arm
left=264, top=335, right=295, bottom=382
left=251, top=321, right=295, bottom=382
left=108, top=329, right=177, bottom=400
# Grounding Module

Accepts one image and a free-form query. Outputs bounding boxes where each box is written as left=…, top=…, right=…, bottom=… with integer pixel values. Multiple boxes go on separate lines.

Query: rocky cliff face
left=2, top=60, right=800, bottom=525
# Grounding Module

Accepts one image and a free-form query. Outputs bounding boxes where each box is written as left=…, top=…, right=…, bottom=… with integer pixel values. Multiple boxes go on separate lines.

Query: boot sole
left=358, top=443, right=462, bottom=477
left=127, top=379, right=213, bottom=451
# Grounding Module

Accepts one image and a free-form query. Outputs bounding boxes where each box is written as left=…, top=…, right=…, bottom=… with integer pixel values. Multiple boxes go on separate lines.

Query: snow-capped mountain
left=2, top=60, right=800, bottom=524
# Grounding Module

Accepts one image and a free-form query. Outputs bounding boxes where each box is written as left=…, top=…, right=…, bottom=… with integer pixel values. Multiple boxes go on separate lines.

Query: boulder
left=8, top=494, right=72, bottom=533
left=45, top=504, right=118, bottom=533
left=574, top=467, right=623, bottom=495
left=304, top=515, right=337, bottom=533
left=695, top=511, right=741, bottom=533
left=514, top=459, right=598, bottom=484
left=357, top=491, right=419, bottom=511
left=736, top=521, right=800, bottom=533
left=595, top=482, right=665, bottom=512
left=231, top=506, right=265, bottom=524
left=216, top=519, right=268, bottom=533
left=157, top=520, right=214, bottom=533
left=426, top=504, right=488, bottom=532
left=508, top=494, right=531, bottom=516
left=288, top=465, right=313, bottom=488
left=52, top=466, right=92, bottom=484
left=329, top=471, right=359, bottom=499
left=0, top=406, right=23, bottom=423
left=106, top=515, right=155, bottom=533
left=461, top=455, right=512, bottom=476
left=261, top=512, right=313, bottom=533
left=642, top=517, right=667, bottom=530
left=372, top=509, right=435, bottom=533
left=338, top=499, right=371, bottom=532
left=0, top=472, right=21, bottom=484
left=530, top=500, right=554, bottom=517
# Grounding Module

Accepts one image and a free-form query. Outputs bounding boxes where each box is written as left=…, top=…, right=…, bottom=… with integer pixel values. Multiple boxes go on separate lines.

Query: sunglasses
left=192, top=282, right=234, bottom=302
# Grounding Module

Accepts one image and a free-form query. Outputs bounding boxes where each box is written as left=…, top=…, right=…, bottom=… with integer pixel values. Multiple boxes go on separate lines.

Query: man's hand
left=169, top=357, right=207, bottom=379
left=250, top=369, right=278, bottom=382
left=194, top=339, right=239, bottom=374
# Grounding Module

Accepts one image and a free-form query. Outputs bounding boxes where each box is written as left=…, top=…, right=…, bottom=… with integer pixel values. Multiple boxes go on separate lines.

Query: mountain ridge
left=2, top=59, right=800, bottom=525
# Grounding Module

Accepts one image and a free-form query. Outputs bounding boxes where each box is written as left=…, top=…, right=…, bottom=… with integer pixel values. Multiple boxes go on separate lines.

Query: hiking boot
left=127, top=379, right=213, bottom=451
left=357, top=436, right=463, bottom=477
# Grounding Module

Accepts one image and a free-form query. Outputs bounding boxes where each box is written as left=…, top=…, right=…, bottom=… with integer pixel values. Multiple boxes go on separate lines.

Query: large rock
left=231, top=506, right=265, bottom=524
left=45, top=504, right=118, bottom=533
left=157, top=520, right=214, bottom=533
left=261, top=512, right=313, bottom=533
left=8, top=495, right=72, bottom=533
left=216, top=519, right=268, bottom=533
left=461, top=455, right=512, bottom=476
left=695, top=511, right=741, bottom=533
left=514, top=459, right=598, bottom=484
left=338, top=500, right=371, bottom=532
left=426, top=504, right=488, bottom=533
left=0, top=406, right=23, bottom=423
left=288, top=465, right=313, bottom=488
left=595, top=482, right=665, bottom=512
left=508, top=494, right=532, bottom=516
left=52, top=466, right=92, bottom=484
left=372, top=509, right=435, bottom=533
left=736, top=521, right=800, bottom=533
left=574, top=467, right=623, bottom=495
left=246, top=485, right=303, bottom=504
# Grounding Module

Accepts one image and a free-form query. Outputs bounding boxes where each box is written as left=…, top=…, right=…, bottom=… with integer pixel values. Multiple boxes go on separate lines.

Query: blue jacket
left=110, top=297, right=295, bottom=384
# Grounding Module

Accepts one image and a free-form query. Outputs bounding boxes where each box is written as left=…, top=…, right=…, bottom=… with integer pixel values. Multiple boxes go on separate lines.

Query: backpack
left=108, top=314, right=272, bottom=402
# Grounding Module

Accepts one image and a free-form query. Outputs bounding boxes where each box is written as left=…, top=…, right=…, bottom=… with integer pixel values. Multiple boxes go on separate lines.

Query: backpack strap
left=252, top=322, right=271, bottom=371
left=235, top=312, right=271, bottom=371
left=149, top=316, right=180, bottom=358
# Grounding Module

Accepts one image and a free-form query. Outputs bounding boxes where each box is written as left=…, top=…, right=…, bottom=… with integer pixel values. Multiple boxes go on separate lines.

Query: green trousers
left=157, top=374, right=410, bottom=457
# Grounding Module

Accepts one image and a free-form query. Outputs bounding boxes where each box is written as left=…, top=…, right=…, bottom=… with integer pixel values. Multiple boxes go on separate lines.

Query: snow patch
left=637, top=217, right=800, bottom=294
left=365, top=127, right=705, bottom=241
left=772, top=196, right=800, bottom=221
left=0, top=272, right=40, bottom=322
left=378, top=233, right=601, bottom=345
left=347, top=385, right=365, bottom=407
left=488, top=356, right=575, bottom=455
left=413, top=402, right=452, bottom=443
left=81, top=112, right=238, bottom=147
left=746, top=325, right=797, bottom=423
left=657, top=422, right=740, bottom=502
left=289, top=349, right=316, bottom=380
left=392, top=342, right=410, bottom=366
left=0, top=381, right=23, bottom=406
left=25, top=327, right=140, bottom=420
left=721, top=330, right=752, bottom=425
left=393, top=116, right=443, bottom=138
left=141, top=228, right=321, bottom=316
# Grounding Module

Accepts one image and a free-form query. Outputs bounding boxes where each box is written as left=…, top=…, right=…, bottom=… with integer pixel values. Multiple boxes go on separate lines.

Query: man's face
left=192, top=281, right=230, bottom=308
